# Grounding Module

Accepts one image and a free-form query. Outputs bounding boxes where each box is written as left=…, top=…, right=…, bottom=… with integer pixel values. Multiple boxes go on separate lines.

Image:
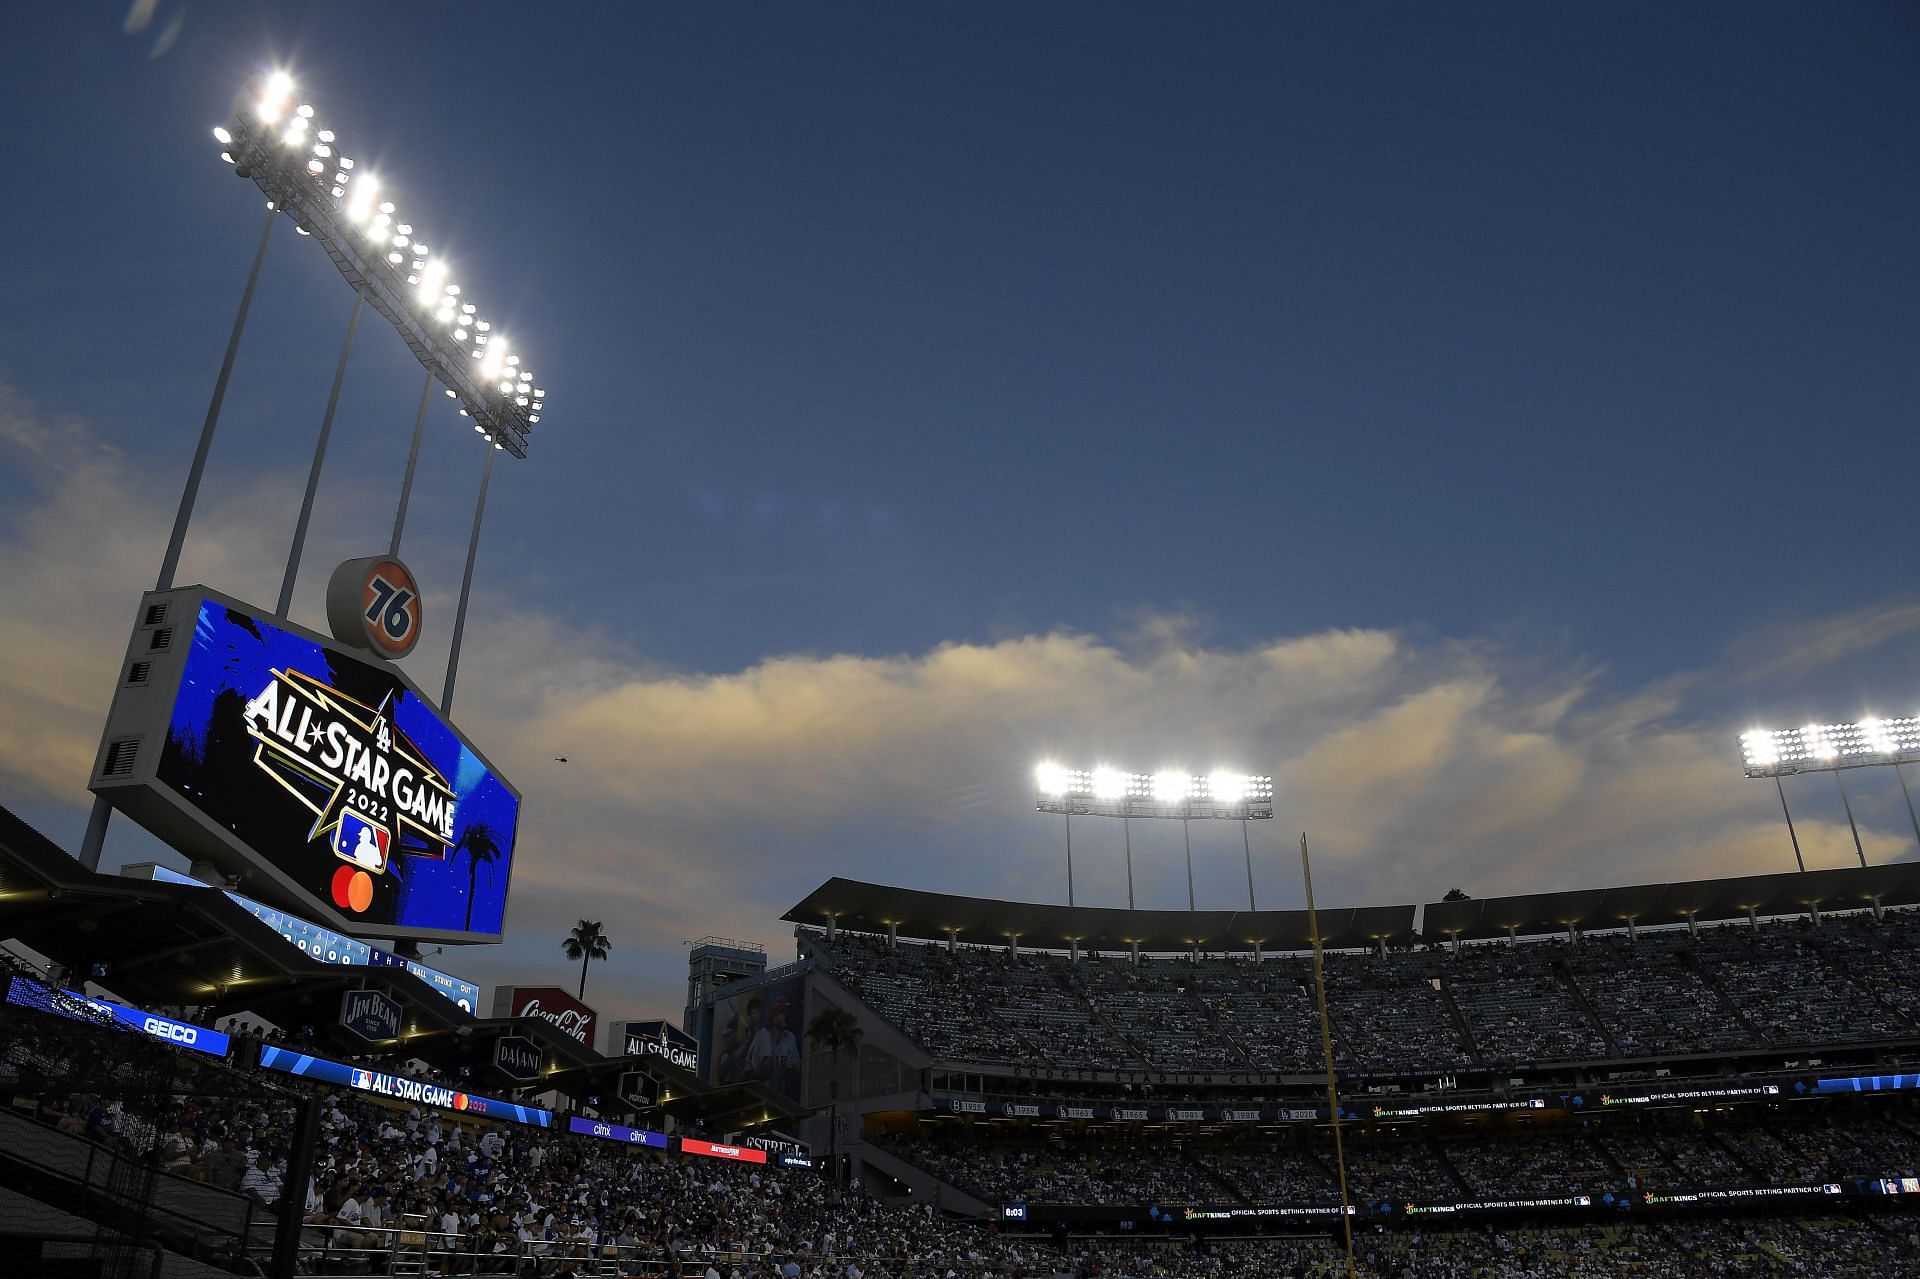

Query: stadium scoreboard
left=89, top=586, right=521, bottom=944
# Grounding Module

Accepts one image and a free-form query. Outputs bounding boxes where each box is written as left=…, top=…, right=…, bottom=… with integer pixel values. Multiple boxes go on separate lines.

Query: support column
left=1375, top=937, right=1385, bottom=960
left=1069, top=939, right=1079, bottom=962
left=441, top=443, right=494, bottom=714
left=1009, top=935, right=1020, bottom=959
left=1747, top=905, right=1759, bottom=930
left=1833, top=771, right=1868, bottom=868
left=1686, top=911, right=1698, bottom=940
left=1626, top=916, right=1638, bottom=943
left=270, top=1095, right=319, bottom=1279
left=1772, top=775, right=1807, bottom=872
left=1253, top=941, right=1264, bottom=965
left=1566, top=922, right=1576, bottom=946
left=947, top=928, right=957, bottom=954
left=1871, top=894, right=1884, bottom=922
left=1808, top=901, right=1821, bottom=928
left=278, top=290, right=365, bottom=617
left=886, top=923, right=896, bottom=953
left=825, top=915, right=838, bottom=941
left=389, top=367, right=436, bottom=555
left=1130, top=941, right=1140, bottom=967
left=1506, top=925, right=1517, bottom=947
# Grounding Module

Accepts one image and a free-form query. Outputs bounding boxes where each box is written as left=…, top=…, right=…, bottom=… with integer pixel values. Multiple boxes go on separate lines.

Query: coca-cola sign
left=491, top=985, right=596, bottom=1048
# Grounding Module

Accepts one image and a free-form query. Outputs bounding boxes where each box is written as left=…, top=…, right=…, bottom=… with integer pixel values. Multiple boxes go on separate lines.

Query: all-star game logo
left=241, top=668, right=456, bottom=915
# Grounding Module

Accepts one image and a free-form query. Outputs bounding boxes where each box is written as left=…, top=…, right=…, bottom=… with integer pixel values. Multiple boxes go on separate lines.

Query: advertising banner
left=679, top=1138, right=767, bottom=1164
left=495, top=1035, right=542, bottom=1081
left=257, top=1044, right=550, bottom=1127
left=620, top=1019, right=699, bottom=1073
left=566, top=1116, right=668, bottom=1148
left=493, top=986, right=597, bottom=1048
left=96, top=589, right=519, bottom=942
left=340, top=989, right=403, bottom=1042
left=6, top=980, right=233, bottom=1060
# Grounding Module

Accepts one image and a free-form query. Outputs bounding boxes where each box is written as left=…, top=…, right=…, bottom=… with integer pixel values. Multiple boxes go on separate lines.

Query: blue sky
left=1, top=2, right=1918, bottom=1019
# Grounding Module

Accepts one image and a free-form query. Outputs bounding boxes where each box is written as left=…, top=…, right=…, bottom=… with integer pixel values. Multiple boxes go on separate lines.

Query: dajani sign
left=493, top=986, right=596, bottom=1048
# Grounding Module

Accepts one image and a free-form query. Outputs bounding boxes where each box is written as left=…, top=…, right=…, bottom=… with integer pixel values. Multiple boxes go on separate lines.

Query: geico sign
left=143, top=1017, right=198, bottom=1045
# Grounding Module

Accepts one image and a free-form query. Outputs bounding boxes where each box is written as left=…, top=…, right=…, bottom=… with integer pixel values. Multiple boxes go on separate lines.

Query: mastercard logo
left=454, top=1093, right=471, bottom=1111
left=331, top=865, right=375, bottom=913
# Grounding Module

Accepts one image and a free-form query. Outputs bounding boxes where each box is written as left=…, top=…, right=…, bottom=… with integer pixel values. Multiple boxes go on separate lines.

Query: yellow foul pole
left=1301, top=831, right=1359, bottom=1279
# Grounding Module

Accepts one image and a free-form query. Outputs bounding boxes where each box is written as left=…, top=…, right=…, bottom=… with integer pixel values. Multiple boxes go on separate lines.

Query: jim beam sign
left=492, top=986, right=596, bottom=1049
left=341, top=989, right=403, bottom=1043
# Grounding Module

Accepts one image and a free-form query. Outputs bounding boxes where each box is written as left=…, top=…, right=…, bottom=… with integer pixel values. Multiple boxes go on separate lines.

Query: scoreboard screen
left=93, top=587, right=519, bottom=943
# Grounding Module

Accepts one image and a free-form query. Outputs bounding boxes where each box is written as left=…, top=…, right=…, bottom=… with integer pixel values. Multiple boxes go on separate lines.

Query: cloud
left=1734, top=600, right=1920, bottom=681
left=1, top=388, right=1914, bottom=1022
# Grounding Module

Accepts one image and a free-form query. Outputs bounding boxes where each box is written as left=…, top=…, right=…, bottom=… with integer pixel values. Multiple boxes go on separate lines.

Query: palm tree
left=454, top=822, right=503, bottom=932
left=806, top=1005, right=863, bottom=1186
left=562, top=920, right=611, bottom=1000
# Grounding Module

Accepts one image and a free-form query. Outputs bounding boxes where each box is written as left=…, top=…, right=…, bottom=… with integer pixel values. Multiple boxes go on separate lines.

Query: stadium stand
left=804, top=906, right=1920, bottom=1075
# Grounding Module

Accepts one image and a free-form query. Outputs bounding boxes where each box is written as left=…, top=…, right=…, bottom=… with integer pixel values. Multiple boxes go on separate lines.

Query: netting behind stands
left=0, top=950, right=288, bottom=1279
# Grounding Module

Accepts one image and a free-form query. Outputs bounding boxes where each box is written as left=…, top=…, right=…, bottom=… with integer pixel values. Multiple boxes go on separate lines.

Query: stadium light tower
left=1034, top=762, right=1274, bottom=911
left=1739, top=717, right=1920, bottom=870
left=78, top=68, right=553, bottom=872
left=211, top=70, right=551, bottom=704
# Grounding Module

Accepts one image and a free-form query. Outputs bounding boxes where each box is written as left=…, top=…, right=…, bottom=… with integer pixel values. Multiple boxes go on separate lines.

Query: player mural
left=707, top=972, right=804, bottom=1101
left=93, top=589, right=521, bottom=942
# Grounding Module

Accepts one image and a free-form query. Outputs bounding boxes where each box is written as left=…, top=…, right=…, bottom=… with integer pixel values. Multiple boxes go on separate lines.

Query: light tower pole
left=78, top=67, right=554, bottom=872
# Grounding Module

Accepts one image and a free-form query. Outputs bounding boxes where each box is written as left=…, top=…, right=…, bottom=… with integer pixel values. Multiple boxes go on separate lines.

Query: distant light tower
left=1034, top=763, right=1274, bottom=910
left=1739, top=717, right=1920, bottom=870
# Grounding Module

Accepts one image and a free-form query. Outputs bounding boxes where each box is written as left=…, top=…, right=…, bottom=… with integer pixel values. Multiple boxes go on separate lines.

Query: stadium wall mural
left=706, top=971, right=805, bottom=1100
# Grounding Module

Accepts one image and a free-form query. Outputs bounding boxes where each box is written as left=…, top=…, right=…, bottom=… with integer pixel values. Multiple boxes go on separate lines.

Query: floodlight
left=1152, top=770, right=1191, bottom=803
left=1208, top=770, right=1248, bottom=803
left=1862, top=717, right=1897, bottom=755
left=212, top=71, right=548, bottom=455
left=257, top=72, right=293, bottom=124
left=1740, top=716, right=1920, bottom=776
left=1035, top=762, right=1071, bottom=797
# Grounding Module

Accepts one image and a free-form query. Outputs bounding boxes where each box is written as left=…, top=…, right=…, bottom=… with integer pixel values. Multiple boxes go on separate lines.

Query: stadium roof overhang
left=0, top=805, right=804, bottom=1132
left=1419, top=862, right=1920, bottom=941
left=782, top=877, right=1418, bottom=952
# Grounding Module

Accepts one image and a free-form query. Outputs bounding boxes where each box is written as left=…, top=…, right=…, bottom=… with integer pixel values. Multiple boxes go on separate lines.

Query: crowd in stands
left=8, top=985, right=1920, bottom=1279
left=872, top=1112, right=1920, bottom=1208
left=807, top=909, right=1920, bottom=1075
left=1047, top=1218, right=1912, bottom=1279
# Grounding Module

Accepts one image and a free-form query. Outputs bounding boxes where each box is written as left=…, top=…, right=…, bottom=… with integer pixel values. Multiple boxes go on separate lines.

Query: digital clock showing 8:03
left=154, top=599, right=519, bottom=939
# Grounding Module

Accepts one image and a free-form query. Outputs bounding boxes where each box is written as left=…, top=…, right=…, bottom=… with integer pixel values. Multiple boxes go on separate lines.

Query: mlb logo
left=350, top=1069, right=374, bottom=1091
left=334, top=813, right=389, bottom=873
